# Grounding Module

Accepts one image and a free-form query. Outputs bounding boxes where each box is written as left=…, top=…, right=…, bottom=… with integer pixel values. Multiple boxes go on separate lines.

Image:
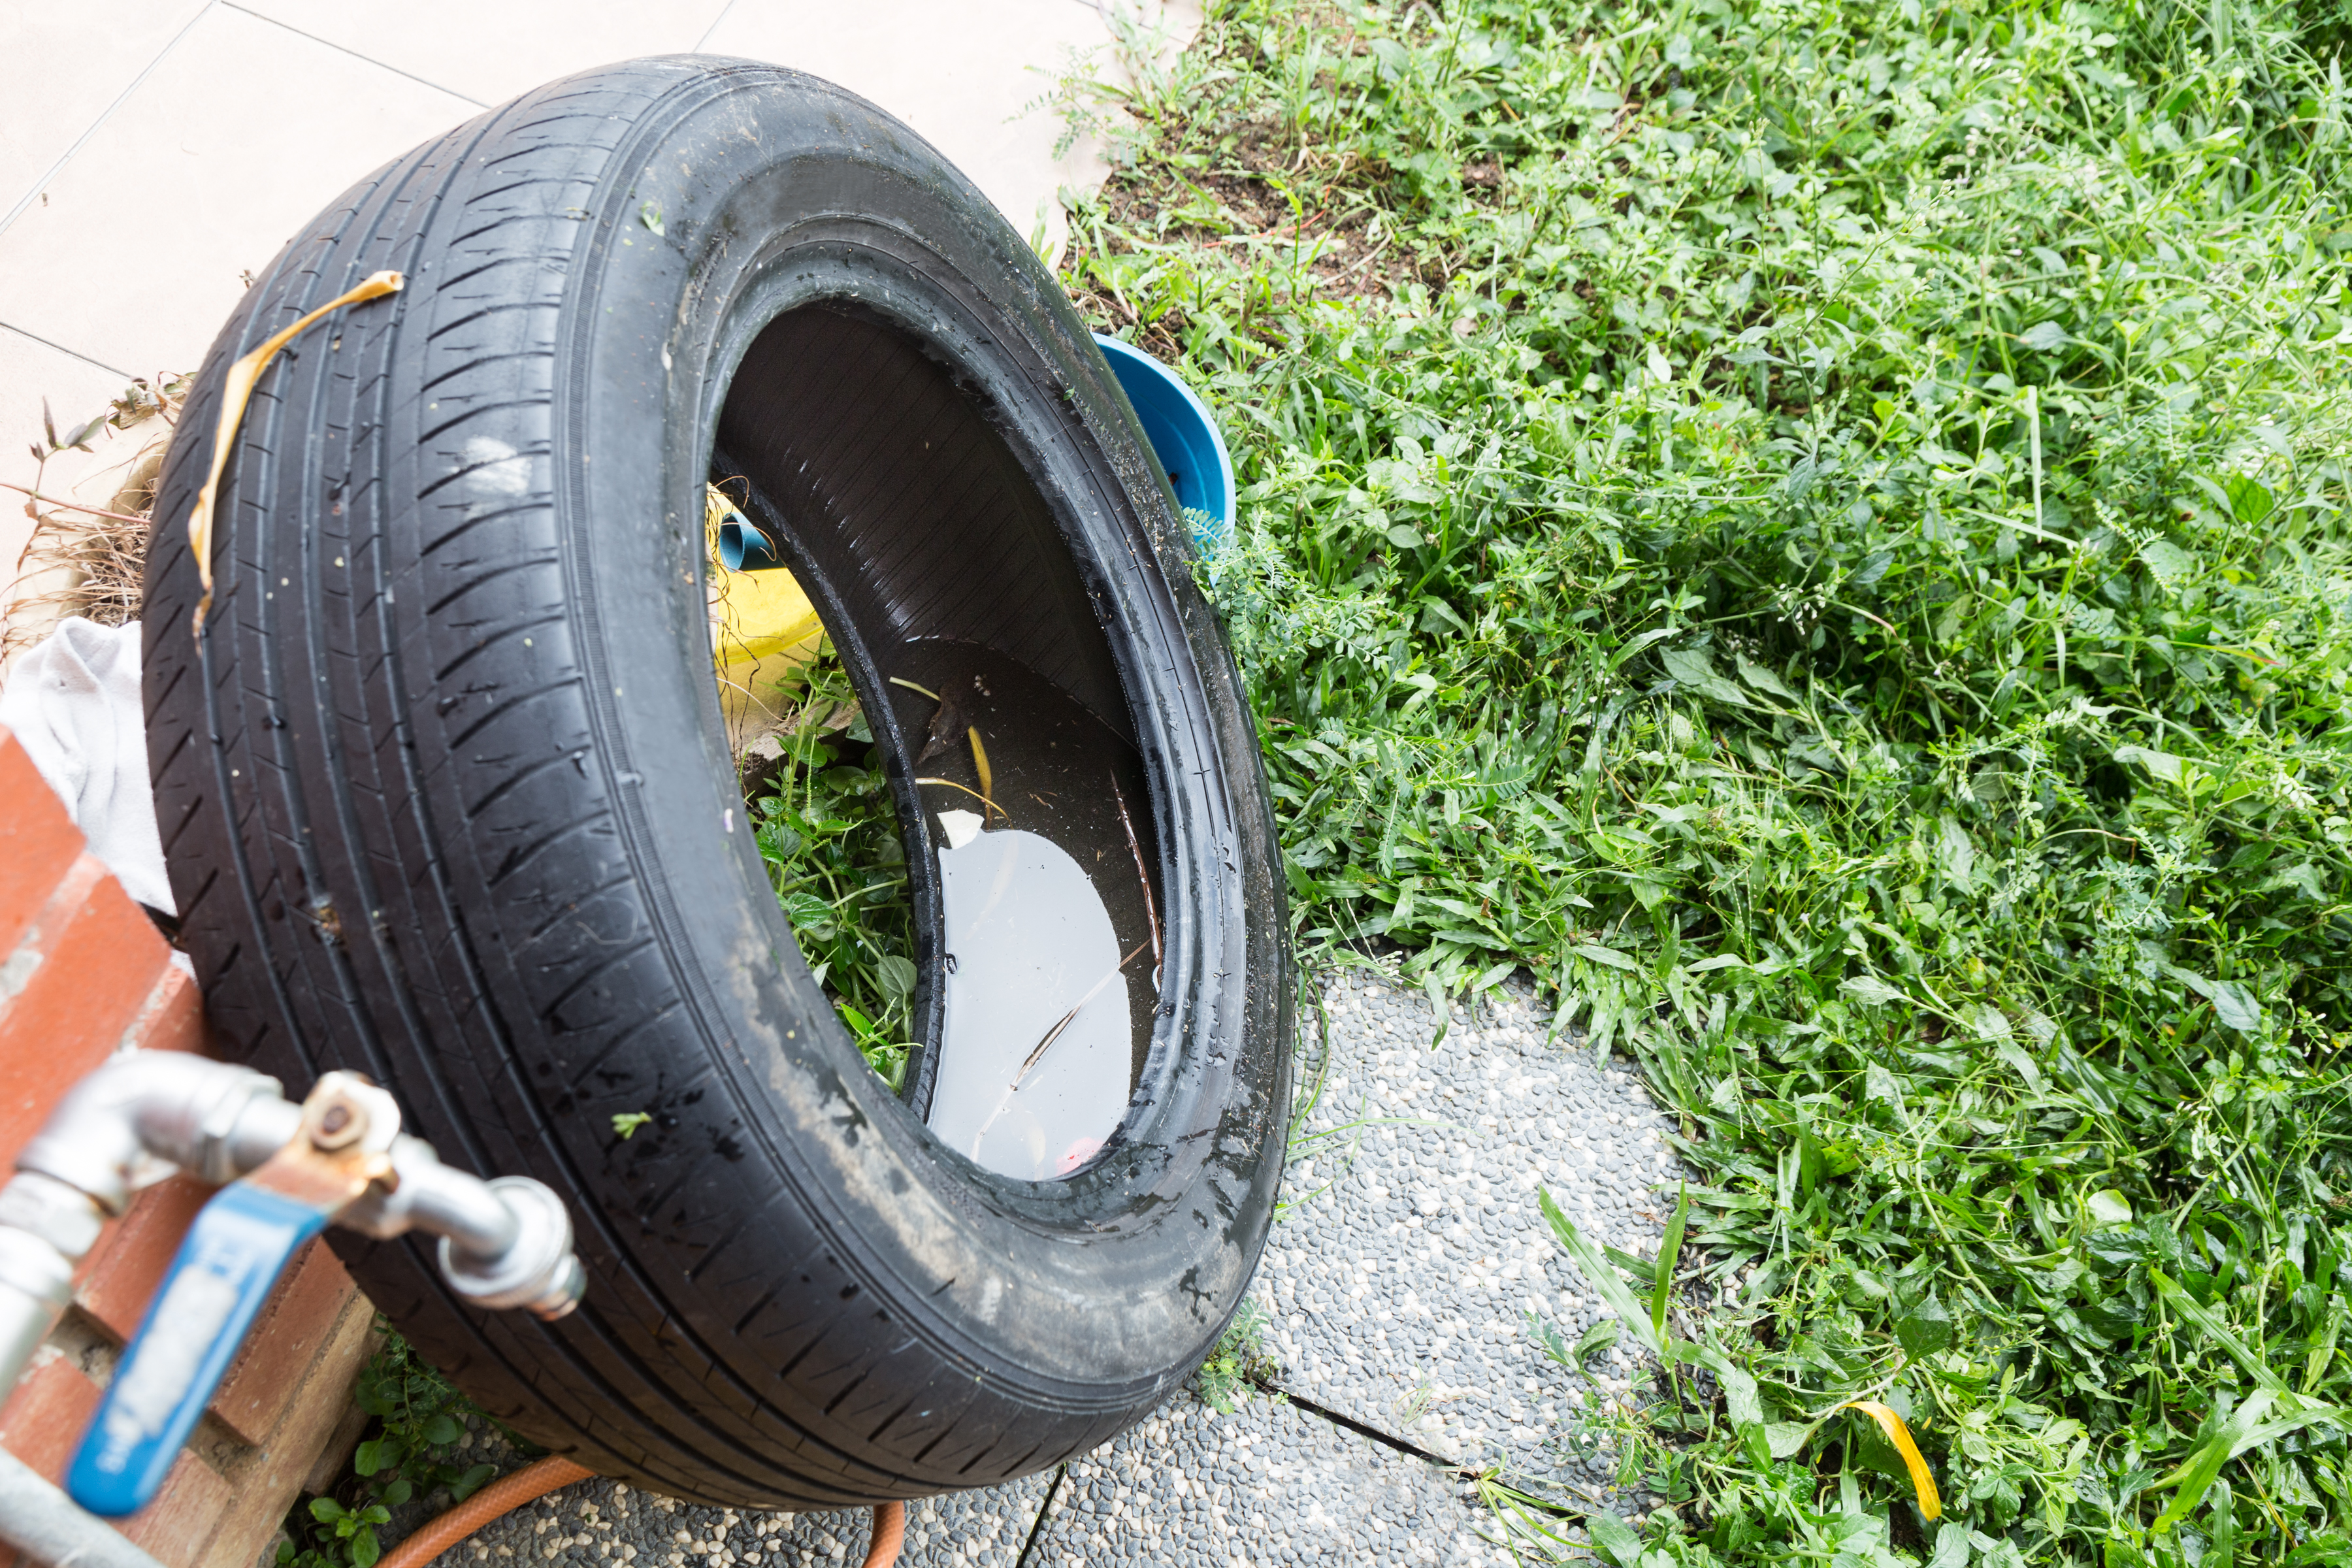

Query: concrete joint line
left=218, top=3, right=490, bottom=108
left=1007, top=1463, right=1067, bottom=1568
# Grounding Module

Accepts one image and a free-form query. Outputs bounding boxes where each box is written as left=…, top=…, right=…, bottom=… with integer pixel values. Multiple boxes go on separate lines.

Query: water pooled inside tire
left=887, top=645, right=1161, bottom=1182
left=927, top=828, right=1130, bottom=1175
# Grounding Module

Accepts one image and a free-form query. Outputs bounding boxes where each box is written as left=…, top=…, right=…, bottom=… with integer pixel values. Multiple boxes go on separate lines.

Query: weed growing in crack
left=1197, top=1297, right=1281, bottom=1414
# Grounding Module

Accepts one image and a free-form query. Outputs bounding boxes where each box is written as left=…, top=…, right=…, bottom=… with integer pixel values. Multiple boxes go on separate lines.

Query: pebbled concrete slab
left=1027, top=1388, right=1505, bottom=1568
left=455, top=1467, right=1057, bottom=1568
left=1252, top=972, right=1688, bottom=1497
left=373, top=968, right=1692, bottom=1565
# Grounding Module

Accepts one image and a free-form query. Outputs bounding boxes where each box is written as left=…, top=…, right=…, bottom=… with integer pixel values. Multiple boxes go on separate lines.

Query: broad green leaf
left=1840, top=974, right=1908, bottom=1006
left=1575, top=1318, right=1624, bottom=1362
left=1659, top=647, right=1707, bottom=685
left=2114, top=744, right=2193, bottom=787
left=1897, top=1296, right=1955, bottom=1358
left=1736, top=654, right=1801, bottom=700
left=876, top=954, right=918, bottom=1002
left=1936, top=817, right=1975, bottom=891
left=1586, top=1510, right=1645, bottom=1567
left=2139, top=538, right=2197, bottom=585
left=449, top=1462, right=497, bottom=1503
left=1688, top=1342, right=1763, bottom=1426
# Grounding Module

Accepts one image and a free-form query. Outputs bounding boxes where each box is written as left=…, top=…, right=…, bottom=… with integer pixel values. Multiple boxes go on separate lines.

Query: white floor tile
left=0, top=5, right=474, bottom=378
left=699, top=0, right=1124, bottom=261
left=0, top=325, right=139, bottom=640
left=0, top=0, right=210, bottom=226
left=229, top=0, right=733, bottom=108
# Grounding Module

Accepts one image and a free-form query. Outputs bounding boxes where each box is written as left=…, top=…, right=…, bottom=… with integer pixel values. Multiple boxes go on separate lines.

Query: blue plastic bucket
left=1094, top=334, right=1235, bottom=552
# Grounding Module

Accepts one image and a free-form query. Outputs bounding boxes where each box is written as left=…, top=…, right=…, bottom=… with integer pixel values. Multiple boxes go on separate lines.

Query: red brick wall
left=0, top=727, right=376, bottom=1568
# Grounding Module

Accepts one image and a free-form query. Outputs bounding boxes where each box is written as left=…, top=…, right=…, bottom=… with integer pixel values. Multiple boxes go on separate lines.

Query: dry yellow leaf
left=1842, top=1399, right=1941, bottom=1520
left=968, top=727, right=994, bottom=813
left=188, top=270, right=404, bottom=637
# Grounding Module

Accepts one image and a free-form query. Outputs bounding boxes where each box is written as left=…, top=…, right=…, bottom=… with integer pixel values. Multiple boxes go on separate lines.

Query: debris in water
left=915, top=692, right=966, bottom=764
left=926, top=828, right=1135, bottom=1179
left=968, top=727, right=995, bottom=815
left=1113, top=774, right=1160, bottom=970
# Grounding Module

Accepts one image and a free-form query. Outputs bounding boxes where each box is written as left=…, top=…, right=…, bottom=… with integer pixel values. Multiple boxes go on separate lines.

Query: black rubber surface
left=140, top=57, right=1290, bottom=1507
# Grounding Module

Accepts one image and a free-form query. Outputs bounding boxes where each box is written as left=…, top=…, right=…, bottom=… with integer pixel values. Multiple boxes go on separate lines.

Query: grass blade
left=1541, top=1188, right=1661, bottom=1360
left=1650, top=1184, right=1688, bottom=1347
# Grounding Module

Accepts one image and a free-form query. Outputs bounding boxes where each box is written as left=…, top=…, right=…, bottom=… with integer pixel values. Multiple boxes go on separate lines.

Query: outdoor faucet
left=0, top=1051, right=584, bottom=1567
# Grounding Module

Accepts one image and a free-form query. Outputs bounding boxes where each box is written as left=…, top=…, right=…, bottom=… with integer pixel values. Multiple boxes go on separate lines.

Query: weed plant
left=277, top=1331, right=509, bottom=1568
left=1063, top=0, right=2352, bottom=1562
left=1197, top=1298, right=1283, bottom=1413
left=743, top=647, right=921, bottom=1088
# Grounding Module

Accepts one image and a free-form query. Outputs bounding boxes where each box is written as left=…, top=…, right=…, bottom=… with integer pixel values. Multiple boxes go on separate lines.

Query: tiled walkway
left=0, top=0, right=1200, bottom=600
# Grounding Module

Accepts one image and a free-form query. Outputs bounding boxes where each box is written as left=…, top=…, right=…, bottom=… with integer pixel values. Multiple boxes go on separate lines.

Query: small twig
left=968, top=938, right=1151, bottom=1160
left=968, top=727, right=994, bottom=816
left=1112, top=773, right=1162, bottom=970
left=1014, top=939, right=1152, bottom=1088
left=0, top=483, right=151, bottom=527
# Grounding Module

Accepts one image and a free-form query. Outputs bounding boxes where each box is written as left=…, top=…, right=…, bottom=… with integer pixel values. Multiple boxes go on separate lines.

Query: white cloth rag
left=1, top=617, right=174, bottom=914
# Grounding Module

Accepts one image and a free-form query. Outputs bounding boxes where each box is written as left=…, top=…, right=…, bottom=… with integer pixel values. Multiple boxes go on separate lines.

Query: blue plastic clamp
left=67, top=1184, right=328, bottom=1517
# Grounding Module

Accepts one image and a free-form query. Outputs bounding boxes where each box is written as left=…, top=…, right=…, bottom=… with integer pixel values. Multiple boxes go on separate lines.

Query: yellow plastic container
left=706, top=485, right=825, bottom=753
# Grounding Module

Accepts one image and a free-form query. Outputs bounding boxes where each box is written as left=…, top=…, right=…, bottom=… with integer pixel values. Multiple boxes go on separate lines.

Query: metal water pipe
left=0, top=1051, right=585, bottom=1568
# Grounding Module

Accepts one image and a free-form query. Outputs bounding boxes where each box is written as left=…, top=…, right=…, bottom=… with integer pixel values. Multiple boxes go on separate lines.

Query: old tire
left=140, top=56, right=1289, bottom=1507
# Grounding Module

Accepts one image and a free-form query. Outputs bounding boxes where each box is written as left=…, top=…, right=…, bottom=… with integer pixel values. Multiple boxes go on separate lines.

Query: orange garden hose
left=376, top=1457, right=591, bottom=1568
left=373, top=1457, right=906, bottom=1568
left=861, top=1501, right=906, bottom=1567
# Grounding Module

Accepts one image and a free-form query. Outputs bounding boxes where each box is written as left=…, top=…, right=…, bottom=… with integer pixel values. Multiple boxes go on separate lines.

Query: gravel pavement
left=1025, top=1384, right=1503, bottom=1567
left=1252, top=973, right=1688, bottom=1499
left=454, top=1467, right=1057, bottom=1568
left=376, top=971, right=1686, bottom=1567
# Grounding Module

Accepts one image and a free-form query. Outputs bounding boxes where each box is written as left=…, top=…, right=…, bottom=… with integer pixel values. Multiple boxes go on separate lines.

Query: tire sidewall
left=541, top=63, right=1291, bottom=1394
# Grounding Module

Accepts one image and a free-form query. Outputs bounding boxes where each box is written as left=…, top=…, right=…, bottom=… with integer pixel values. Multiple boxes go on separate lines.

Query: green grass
left=1058, top=0, right=2352, bottom=1561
